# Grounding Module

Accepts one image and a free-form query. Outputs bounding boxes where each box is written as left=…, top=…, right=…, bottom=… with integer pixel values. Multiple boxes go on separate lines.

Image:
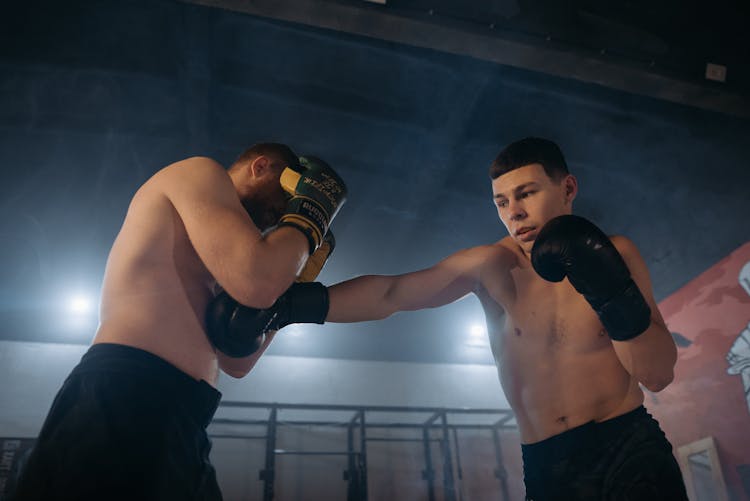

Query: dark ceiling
left=186, top=0, right=750, bottom=116
left=0, top=0, right=748, bottom=365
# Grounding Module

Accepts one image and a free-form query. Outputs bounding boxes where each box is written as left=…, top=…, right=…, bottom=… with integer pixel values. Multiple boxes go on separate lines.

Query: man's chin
left=515, top=237, right=535, bottom=255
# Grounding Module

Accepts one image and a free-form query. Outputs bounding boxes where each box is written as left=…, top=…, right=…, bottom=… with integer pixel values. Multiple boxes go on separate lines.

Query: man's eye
left=496, top=200, right=508, bottom=208
left=520, top=191, right=534, bottom=198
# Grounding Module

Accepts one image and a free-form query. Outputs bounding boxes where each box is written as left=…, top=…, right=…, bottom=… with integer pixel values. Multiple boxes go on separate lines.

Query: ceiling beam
left=183, top=0, right=750, bottom=118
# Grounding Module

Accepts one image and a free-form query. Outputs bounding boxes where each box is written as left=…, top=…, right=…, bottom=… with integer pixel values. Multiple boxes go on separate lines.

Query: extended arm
left=208, top=243, right=511, bottom=369
left=327, top=245, right=510, bottom=322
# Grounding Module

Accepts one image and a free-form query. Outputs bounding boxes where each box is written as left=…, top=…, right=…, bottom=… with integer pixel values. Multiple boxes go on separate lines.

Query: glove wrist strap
left=281, top=282, right=330, bottom=324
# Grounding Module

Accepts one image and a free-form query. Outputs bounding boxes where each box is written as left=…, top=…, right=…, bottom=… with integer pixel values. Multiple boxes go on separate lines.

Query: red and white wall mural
left=649, top=241, right=750, bottom=501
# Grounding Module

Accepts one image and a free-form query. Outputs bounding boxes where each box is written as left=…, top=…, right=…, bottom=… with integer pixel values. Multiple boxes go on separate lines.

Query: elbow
left=227, top=278, right=289, bottom=310
left=244, top=288, right=284, bottom=310
left=218, top=352, right=261, bottom=378
left=638, top=329, right=678, bottom=393
left=641, top=370, right=674, bottom=393
left=222, top=367, right=251, bottom=379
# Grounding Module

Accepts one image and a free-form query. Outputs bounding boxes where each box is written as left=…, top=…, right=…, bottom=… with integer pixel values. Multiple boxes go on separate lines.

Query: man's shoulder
left=489, top=236, right=522, bottom=260
left=458, top=239, right=518, bottom=299
left=608, top=234, right=639, bottom=255
left=607, top=235, right=648, bottom=267
left=458, top=239, right=517, bottom=268
left=145, top=156, right=229, bottom=194
left=128, top=157, right=232, bottom=216
left=159, top=156, right=226, bottom=179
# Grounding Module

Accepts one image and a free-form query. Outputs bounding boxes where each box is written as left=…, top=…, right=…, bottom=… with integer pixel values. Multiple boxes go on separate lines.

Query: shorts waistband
left=521, top=406, right=649, bottom=465
left=71, top=343, right=222, bottom=428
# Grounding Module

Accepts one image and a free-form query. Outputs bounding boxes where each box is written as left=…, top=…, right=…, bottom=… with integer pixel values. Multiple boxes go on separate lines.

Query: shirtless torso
left=476, top=238, right=643, bottom=443
left=93, top=168, right=221, bottom=383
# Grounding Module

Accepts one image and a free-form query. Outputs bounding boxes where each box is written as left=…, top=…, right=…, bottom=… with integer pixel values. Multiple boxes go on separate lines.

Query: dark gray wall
left=1, top=0, right=748, bottom=364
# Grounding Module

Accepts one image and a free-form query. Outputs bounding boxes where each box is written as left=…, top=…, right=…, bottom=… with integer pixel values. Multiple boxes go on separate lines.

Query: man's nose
left=508, top=200, right=526, bottom=220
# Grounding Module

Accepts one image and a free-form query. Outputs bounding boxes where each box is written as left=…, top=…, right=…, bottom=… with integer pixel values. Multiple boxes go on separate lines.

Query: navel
left=515, top=328, right=522, bottom=337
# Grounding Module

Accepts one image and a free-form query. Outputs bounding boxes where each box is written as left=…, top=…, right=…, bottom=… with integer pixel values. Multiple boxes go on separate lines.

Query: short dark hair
left=489, top=137, right=569, bottom=181
left=231, top=142, right=299, bottom=171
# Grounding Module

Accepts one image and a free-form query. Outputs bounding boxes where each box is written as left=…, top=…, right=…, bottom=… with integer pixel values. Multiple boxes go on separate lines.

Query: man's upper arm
left=390, top=245, right=511, bottom=311
left=327, top=245, right=512, bottom=323
left=160, top=157, right=264, bottom=300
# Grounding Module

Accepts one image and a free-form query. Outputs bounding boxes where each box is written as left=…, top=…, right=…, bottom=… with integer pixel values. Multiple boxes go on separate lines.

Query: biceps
left=182, top=202, right=260, bottom=273
left=390, top=268, right=475, bottom=310
left=165, top=166, right=263, bottom=291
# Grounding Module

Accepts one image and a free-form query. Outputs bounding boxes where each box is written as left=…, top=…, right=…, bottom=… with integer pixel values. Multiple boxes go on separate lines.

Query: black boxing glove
left=205, top=233, right=335, bottom=358
left=205, top=290, right=275, bottom=357
left=530, top=215, right=651, bottom=341
left=205, top=283, right=330, bottom=358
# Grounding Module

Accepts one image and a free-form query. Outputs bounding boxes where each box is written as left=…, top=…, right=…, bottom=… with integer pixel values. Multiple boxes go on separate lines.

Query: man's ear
left=563, top=174, right=578, bottom=204
left=249, top=155, right=272, bottom=178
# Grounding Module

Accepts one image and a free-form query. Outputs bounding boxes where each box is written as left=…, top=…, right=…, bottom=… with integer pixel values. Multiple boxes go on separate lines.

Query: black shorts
left=10, top=343, right=223, bottom=501
left=521, top=406, right=688, bottom=501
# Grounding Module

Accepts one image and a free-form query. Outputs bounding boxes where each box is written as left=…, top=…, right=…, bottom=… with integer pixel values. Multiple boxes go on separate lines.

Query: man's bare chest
left=481, top=268, right=608, bottom=357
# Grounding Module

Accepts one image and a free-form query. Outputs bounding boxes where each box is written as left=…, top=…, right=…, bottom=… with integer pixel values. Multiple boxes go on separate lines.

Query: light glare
left=69, top=295, right=92, bottom=314
left=470, top=324, right=486, bottom=337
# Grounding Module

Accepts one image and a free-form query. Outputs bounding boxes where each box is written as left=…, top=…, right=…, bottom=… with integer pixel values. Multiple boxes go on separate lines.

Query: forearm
left=612, top=321, right=677, bottom=392
left=327, top=275, right=401, bottom=322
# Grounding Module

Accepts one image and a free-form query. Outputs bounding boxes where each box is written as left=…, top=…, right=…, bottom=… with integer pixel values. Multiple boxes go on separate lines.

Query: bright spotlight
left=469, top=324, right=486, bottom=337
left=69, top=295, right=93, bottom=315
